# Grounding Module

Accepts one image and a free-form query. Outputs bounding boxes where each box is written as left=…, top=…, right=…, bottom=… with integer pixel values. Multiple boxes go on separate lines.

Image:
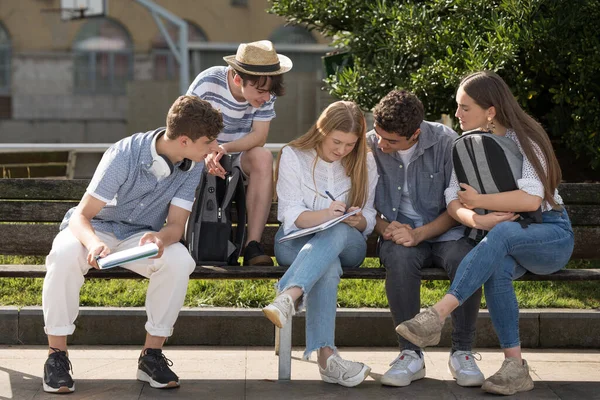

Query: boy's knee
left=162, top=243, right=196, bottom=275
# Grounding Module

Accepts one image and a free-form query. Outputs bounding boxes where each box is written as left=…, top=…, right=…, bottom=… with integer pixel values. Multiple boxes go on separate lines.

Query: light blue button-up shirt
left=60, top=129, right=202, bottom=240
left=367, top=121, right=464, bottom=243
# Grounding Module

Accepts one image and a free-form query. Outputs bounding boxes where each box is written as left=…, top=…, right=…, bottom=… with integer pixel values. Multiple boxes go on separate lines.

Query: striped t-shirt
left=186, top=66, right=276, bottom=148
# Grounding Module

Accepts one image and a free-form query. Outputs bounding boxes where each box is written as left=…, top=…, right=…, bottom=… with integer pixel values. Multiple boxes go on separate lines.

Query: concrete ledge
left=10, top=307, right=600, bottom=348
left=0, top=307, right=18, bottom=344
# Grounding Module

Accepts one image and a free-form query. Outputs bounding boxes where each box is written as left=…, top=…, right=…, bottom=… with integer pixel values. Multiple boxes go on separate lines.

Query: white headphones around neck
left=148, top=129, right=195, bottom=181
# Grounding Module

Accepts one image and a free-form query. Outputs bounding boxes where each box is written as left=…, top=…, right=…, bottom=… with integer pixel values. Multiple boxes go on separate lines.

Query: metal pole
left=134, top=0, right=189, bottom=94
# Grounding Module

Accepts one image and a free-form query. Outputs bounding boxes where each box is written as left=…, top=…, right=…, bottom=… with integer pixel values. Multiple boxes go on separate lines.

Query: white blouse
left=444, top=130, right=562, bottom=212
left=277, top=146, right=379, bottom=238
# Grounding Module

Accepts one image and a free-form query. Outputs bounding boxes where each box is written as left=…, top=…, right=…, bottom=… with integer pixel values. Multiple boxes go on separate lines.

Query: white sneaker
left=380, top=349, right=426, bottom=387
left=262, top=293, right=295, bottom=328
left=448, top=350, right=485, bottom=387
left=319, top=354, right=371, bottom=388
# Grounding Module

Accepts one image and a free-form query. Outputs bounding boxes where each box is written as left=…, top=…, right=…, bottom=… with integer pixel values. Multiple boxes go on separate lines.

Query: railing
left=0, top=143, right=287, bottom=179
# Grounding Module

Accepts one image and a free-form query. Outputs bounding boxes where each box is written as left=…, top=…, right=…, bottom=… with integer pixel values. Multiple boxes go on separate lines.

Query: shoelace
left=330, top=355, right=353, bottom=372
left=389, top=351, right=418, bottom=369
left=146, top=350, right=173, bottom=371
left=49, top=347, right=73, bottom=375
left=454, top=351, right=482, bottom=370
left=414, top=309, right=436, bottom=324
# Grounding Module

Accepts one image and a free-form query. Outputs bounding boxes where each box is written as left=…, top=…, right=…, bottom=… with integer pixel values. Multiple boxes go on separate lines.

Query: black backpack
left=185, top=155, right=246, bottom=265
left=452, top=130, right=542, bottom=242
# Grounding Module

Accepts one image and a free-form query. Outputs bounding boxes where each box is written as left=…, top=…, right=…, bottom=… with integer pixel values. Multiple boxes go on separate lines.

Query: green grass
left=0, top=256, right=598, bottom=309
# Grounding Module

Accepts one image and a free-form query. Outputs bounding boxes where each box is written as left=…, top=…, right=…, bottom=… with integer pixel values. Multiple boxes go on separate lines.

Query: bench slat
left=2, top=179, right=600, bottom=204
left=1, top=264, right=598, bottom=281
left=1, top=224, right=599, bottom=259
left=1, top=201, right=599, bottom=227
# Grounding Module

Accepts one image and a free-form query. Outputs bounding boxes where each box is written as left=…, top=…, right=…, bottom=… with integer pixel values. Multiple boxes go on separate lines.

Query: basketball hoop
left=41, top=0, right=107, bottom=21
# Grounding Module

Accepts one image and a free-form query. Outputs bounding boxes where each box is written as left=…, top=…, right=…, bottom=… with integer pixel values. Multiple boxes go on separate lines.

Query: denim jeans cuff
left=499, top=340, right=521, bottom=349
left=446, top=289, right=465, bottom=305
left=303, top=344, right=337, bottom=361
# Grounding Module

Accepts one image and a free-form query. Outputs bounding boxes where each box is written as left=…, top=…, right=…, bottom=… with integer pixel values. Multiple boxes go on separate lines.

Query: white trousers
left=42, top=228, right=195, bottom=337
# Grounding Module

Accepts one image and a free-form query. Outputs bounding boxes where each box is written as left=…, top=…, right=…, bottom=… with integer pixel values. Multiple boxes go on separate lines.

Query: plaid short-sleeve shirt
left=60, top=129, right=201, bottom=240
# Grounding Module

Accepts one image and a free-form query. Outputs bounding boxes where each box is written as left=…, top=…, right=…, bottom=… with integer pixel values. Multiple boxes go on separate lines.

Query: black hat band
left=234, top=60, right=281, bottom=73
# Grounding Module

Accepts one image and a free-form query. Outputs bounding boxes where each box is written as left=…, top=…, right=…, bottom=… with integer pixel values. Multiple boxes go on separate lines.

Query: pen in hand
left=325, top=190, right=347, bottom=215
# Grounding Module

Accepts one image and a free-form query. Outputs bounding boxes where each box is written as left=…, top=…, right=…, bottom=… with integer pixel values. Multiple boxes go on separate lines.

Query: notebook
left=96, top=243, right=159, bottom=269
left=278, top=208, right=361, bottom=243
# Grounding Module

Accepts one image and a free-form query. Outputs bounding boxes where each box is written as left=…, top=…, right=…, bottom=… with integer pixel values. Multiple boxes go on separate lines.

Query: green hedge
left=270, top=0, right=600, bottom=168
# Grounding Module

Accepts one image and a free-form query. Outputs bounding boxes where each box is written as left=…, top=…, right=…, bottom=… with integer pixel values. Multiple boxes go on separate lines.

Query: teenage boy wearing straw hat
left=187, top=40, right=292, bottom=266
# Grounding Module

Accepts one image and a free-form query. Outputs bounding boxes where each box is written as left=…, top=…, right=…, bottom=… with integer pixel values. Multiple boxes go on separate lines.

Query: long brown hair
left=460, top=71, right=561, bottom=207
left=274, top=101, right=369, bottom=208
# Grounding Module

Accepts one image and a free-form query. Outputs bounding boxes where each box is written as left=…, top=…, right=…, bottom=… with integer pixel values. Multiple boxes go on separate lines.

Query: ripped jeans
left=274, top=223, right=366, bottom=359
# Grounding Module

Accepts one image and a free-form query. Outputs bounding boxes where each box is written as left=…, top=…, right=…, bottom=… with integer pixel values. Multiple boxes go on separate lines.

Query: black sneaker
left=137, top=348, right=179, bottom=389
left=243, top=241, right=274, bottom=266
left=43, top=348, right=75, bottom=393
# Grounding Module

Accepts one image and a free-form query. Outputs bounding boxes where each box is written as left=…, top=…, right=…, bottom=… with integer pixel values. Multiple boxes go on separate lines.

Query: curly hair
left=373, top=90, right=424, bottom=138
left=232, top=70, right=285, bottom=97
left=166, top=95, right=223, bottom=141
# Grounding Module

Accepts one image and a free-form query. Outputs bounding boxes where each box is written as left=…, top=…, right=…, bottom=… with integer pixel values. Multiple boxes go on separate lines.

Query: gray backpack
left=452, top=130, right=542, bottom=241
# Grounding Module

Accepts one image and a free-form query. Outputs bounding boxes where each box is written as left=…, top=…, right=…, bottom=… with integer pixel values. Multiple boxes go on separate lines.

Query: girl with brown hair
left=396, top=71, right=574, bottom=395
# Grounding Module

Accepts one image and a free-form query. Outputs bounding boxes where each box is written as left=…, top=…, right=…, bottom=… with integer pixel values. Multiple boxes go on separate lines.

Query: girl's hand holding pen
left=327, top=200, right=347, bottom=218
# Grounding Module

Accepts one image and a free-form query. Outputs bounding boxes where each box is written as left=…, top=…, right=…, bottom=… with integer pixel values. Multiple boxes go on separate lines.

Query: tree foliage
left=270, top=0, right=600, bottom=168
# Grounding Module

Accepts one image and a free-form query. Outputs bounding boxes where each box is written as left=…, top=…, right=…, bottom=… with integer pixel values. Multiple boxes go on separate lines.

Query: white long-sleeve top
left=277, top=146, right=379, bottom=238
left=444, top=129, right=563, bottom=211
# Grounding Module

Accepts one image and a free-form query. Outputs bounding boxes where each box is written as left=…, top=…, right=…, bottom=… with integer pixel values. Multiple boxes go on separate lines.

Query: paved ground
left=0, top=346, right=599, bottom=399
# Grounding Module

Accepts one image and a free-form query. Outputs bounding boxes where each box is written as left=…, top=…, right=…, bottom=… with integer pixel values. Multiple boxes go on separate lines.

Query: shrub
left=270, top=0, right=600, bottom=168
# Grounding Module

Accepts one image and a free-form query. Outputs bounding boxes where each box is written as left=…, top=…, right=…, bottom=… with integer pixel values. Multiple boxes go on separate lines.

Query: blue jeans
left=448, top=208, right=574, bottom=348
left=274, top=223, right=367, bottom=359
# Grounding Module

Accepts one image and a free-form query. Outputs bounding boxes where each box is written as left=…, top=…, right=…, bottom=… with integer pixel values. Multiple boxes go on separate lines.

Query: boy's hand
left=139, top=233, right=164, bottom=259
left=390, top=224, right=423, bottom=247
left=474, top=212, right=519, bottom=231
left=206, top=145, right=227, bottom=178
left=87, top=240, right=110, bottom=269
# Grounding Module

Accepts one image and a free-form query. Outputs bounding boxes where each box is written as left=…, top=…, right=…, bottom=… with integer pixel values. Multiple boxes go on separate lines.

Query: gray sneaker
left=319, top=354, right=371, bottom=388
left=380, top=350, right=425, bottom=387
left=481, top=358, right=534, bottom=395
left=448, top=351, right=485, bottom=387
left=262, top=293, right=295, bottom=328
left=395, top=307, right=444, bottom=348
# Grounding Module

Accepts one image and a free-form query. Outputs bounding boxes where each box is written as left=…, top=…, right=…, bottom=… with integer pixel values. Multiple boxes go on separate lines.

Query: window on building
left=73, top=18, right=133, bottom=94
left=0, top=22, right=10, bottom=95
left=152, top=21, right=207, bottom=81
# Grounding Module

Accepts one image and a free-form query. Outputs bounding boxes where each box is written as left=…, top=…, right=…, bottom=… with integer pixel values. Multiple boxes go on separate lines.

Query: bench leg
left=274, top=326, right=280, bottom=356
left=278, top=318, right=292, bottom=380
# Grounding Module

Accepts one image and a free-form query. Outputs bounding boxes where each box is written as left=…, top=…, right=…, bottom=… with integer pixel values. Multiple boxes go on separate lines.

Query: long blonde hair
left=460, top=71, right=562, bottom=208
left=275, top=101, right=369, bottom=208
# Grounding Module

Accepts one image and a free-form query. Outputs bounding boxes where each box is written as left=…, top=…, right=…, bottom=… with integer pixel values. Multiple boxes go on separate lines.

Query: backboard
left=60, top=0, right=107, bottom=21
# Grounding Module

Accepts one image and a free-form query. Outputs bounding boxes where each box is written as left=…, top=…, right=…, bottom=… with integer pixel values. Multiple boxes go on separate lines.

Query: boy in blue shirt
left=41, top=96, right=223, bottom=393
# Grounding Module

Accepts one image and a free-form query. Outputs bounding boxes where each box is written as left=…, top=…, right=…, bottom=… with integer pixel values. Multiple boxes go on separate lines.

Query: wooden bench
left=1, top=178, right=599, bottom=380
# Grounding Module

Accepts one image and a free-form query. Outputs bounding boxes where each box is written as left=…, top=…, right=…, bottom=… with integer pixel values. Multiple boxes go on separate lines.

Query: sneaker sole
left=262, top=306, right=284, bottom=328
left=244, top=255, right=274, bottom=266
left=448, top=364, right=485, bottom=387
left=481, top=378, right=534, bottom=395
left=380, top=366, right=426, bottom=387
left=42, top=381, right=75, bottom=393
left=321, top=365, right=371, bottom=388
left=395, top=324, right=440, bottom=349
left=136, top=370, right=179, bottom=389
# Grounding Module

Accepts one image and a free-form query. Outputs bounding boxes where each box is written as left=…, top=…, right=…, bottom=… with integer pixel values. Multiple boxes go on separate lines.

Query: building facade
left=0, top=0, right=333, bottom=148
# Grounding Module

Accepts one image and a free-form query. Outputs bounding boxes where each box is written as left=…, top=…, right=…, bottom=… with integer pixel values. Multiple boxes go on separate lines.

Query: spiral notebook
left=278, top=208, right=361, bottom=243
left=97, top=243, right=159, bottom=269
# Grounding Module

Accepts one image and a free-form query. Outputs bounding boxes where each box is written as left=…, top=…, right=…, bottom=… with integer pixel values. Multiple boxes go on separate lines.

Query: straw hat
left=223, top=40, right=293, bottom=76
